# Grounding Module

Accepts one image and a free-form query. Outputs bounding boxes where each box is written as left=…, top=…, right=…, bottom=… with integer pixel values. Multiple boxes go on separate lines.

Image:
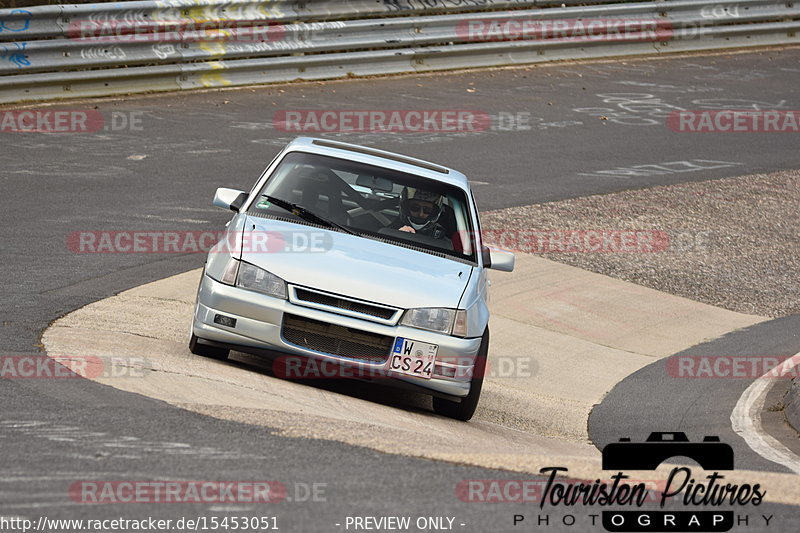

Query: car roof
left=283, top=137, right=471, bottom=190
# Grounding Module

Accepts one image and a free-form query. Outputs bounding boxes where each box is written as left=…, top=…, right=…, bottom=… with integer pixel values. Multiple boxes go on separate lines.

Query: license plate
left=389, top=337, right=437, bottom=379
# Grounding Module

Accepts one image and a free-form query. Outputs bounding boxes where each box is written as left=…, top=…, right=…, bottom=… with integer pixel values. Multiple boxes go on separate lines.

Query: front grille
left=295, top=288, right=396, bottom=320
left=282, top=314, right=393, bottom=363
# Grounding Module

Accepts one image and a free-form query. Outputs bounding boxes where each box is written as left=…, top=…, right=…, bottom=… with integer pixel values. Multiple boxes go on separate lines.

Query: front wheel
left=432, top=328, right=488, bottom=421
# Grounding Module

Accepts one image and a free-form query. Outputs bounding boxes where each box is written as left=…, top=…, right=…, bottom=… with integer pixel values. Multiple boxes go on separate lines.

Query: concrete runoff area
left=42, top=252, right=800, bottom=503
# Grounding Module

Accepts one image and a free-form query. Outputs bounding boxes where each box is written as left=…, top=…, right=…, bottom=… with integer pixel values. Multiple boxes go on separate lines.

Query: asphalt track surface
left=1, top=48, right=799, bottom=530
left=589, top=315, right=800, bottom=472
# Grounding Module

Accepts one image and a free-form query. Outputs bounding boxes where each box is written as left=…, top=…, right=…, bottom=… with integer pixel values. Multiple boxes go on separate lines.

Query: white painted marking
left=127, top=214, right=210, bottom=224
left=1, top=420, right=260, bottom=460
left=468, top=180, right=489, bottom=186
left=171, top=207, right=221, bottom=213
left=0, top=472, right=131, bottom=482
left=0, top=492, right=63, bottom=500
left=0, top=502, right=79, bottom=510
left=208, top=505, right=255, bottom=512
left=579, top=159, right=741, bottom=179
left=127, top=154, right=148, bottom=160
left=730, top=352, right=800, bottom=474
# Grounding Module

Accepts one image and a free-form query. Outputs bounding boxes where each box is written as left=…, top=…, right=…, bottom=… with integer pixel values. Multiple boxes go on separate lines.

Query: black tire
left=432, top=328, right=489, bottom=421
left=189, top=333, right=229, bottom=360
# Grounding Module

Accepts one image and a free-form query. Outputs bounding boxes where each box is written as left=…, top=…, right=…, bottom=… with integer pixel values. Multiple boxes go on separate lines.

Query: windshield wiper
left=260, top=195, right=357, bottom=236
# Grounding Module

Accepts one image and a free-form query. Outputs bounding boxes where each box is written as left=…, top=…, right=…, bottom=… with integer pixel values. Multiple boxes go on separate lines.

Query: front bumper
left=192, top=273, right=482, bottom=398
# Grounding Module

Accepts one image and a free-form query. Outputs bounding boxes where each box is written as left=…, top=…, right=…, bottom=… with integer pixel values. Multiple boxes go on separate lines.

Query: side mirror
left=484, top=246, right=515, bottom=272
left=213, top=188, right=248, bottom=212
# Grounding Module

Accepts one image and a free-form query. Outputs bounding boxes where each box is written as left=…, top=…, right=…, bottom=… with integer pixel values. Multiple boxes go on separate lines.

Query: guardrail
left=1, top=0, right=798, bottom=104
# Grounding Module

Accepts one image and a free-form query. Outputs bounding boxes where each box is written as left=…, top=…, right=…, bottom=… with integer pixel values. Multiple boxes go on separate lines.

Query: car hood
left=241, top=215, right=472, bottom=309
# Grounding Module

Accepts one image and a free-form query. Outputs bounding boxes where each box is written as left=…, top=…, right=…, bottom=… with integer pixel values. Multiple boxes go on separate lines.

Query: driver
left=393, top=187, right=447, bottom=239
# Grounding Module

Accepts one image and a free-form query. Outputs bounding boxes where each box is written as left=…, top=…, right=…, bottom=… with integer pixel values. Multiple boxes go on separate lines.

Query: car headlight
left=233, top=260, right=287, bottom=299
left=401, top=308, right=457, bottom=335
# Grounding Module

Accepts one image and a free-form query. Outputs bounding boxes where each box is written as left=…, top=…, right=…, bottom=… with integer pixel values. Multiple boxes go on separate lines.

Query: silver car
left=190, top=137, right=514, bottom=420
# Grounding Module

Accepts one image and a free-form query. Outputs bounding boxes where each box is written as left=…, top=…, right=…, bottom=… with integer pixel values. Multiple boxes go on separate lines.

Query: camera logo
left=595, top=433, right=763, bottom=532
left=602, top=432, right=734, bottom=471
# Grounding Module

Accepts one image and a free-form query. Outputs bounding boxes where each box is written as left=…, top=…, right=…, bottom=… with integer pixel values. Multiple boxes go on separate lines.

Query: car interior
left=248, top=153, right=475, bottom=259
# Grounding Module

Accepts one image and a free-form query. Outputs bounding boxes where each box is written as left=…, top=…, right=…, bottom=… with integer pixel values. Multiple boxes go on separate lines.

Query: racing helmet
left=400, top=187, right=444, bottom=232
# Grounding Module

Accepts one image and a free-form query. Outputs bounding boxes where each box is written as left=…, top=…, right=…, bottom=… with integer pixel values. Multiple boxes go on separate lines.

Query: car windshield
left=247, top=151, right=477, bottom=262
